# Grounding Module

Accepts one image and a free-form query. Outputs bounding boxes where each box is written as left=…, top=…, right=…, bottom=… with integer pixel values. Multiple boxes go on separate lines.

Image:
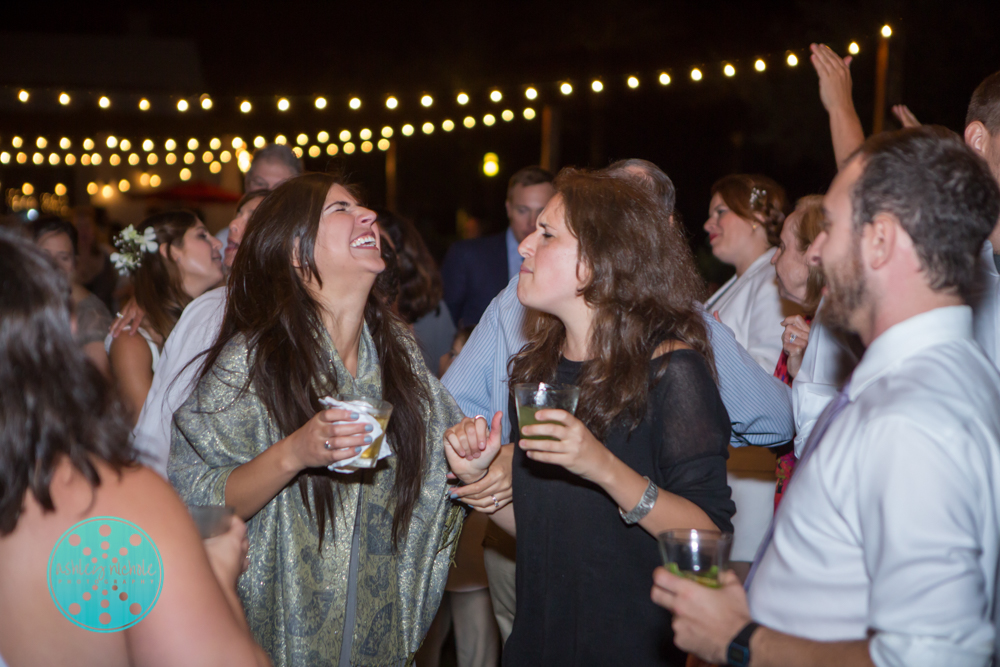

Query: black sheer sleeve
left=652, top=350, right=736, bottom=533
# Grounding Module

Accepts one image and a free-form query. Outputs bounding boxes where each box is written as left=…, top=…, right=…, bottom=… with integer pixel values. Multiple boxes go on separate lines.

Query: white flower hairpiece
left=749, top=186, right=767, bottom=209
left=110, top=225, right=159, bottom=276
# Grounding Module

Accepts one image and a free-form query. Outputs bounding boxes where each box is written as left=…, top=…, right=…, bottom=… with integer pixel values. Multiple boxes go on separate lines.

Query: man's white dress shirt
left=970, top=240, right=1000, bottom=366
left=132, top=287, right=227, bottom=477
left=790, top=301, right=861, bottom=457
left=704, top=247, right=802, bottom=372
left=749, top=306, right=1000, bottom=667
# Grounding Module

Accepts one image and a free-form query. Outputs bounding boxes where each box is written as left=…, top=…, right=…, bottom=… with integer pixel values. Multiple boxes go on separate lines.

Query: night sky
left=2, top=0, right=998, bottom=279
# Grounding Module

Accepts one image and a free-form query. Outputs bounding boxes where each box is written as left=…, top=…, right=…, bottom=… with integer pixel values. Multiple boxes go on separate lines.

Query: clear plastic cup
left=513, top=382, right=580, bottom=440
left=657, top=529, right=733, bottom=588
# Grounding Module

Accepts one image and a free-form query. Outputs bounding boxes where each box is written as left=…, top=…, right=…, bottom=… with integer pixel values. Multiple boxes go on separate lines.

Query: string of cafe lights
left=3, top=27, right=891, bottom=207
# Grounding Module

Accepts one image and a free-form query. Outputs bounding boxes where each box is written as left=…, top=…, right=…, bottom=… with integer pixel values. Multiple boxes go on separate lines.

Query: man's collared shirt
left=442, top=274, right=794, bottom=447
left=749, top=306, right=1000, bottom=667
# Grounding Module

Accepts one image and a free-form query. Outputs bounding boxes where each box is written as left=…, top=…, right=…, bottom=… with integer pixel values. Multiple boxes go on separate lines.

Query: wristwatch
left=726, top=621, right=759, bottom=667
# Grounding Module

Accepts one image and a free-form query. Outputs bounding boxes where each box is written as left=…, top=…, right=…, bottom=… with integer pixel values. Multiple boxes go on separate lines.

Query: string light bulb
left=881, top=24, right=892, bottom=38
left=421, top=94, right=433, bottom=107
left=59, top=92, right=70, bottom=105
left=786, top=52, right=799, bottom=67
left=627, top=76, right=639, bottom=89
left=99, top=96, right=111, bottom=108
left=18, top=90, right=29, bottom=103
left=177, top=99, right=189, bottom=112
left=490, top=90, right=502, bottom=102
left=525, top=87, right=538, bottom=100
left=315, top=96, right=327, bottom=109
left=591, top=80, right=604, bottom=92
left=139, top=98, right=150, bottom=111
left=659, top=72, right=671, bottom=85
left=560, top=82, right=573, bottom=95
left=691, top=68, right=703, bottom=81
left=386, top=96, right=398, bottom=109
left=240, top=100, right=252, bottom=113
left=523, top=107, right=536, bottom=120
left=349, top=97, right=361, bottom=109
left=457, top=92, right=469, bottom=105
left=277, top=98, right=290, bottom=111
left=724, top=63, right=736, bottom=77
left=755, top=59, right=766, bottom=72
left=483, top=152, right=499, bottom=177
left=848, top=42, right=860, bottom=55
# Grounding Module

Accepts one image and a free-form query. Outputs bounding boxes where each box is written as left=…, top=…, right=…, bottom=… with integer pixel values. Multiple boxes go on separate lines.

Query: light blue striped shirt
left=442, top=274, right=794, bottom=447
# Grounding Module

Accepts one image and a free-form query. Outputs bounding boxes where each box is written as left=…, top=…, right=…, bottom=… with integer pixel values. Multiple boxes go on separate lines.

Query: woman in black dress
left=445, top=168, right=735, bottom=666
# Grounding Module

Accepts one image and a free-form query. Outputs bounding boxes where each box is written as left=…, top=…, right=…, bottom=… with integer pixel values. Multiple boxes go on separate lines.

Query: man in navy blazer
left=442, top=166, right=555, bottom=327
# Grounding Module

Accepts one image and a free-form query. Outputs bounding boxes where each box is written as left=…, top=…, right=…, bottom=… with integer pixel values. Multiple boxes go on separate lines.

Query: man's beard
left=820, top=239, right=868, bottom=333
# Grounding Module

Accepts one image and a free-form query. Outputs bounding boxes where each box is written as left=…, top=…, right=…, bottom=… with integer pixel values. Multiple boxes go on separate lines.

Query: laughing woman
left=446, top=169, right=734, bottom=666
left=169, top=174, right=492, bottom=667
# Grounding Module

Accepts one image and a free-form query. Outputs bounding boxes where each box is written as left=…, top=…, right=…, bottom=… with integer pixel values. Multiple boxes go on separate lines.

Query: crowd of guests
left=2, top=43, right=1000, bottom=667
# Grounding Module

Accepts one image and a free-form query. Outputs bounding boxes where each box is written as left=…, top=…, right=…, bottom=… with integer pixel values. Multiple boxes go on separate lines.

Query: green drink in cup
left=513, top=383, right=581, bottom=440
left=657, top=529, right=732, bottom=588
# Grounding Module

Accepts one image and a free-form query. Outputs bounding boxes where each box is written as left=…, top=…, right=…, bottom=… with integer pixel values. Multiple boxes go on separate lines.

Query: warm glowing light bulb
left=240, top=100, right=252, bottom=113
left=560, top=82, right=573, bottom=95
left=139, top=173, right=150, bottom=187
left=59, top=92, right=70, bottom=105
left=343, top=142, right=356, bottom=154
left=326, top=144, right=339, bottom=156
left=102, top=184, right=114, bottom=198
left=421, top=95, right=433, bottom=107
left=359, top=128, right=372, bottom=140
left=119, top=179, right=130, bottom=192
left=755, top=59, right=766, bottom=72
left=525, top=87, right=538, bottom=100
left=483, top=152, right=499, bottom=177
left=386, top=96, right=398, bottom=109
left=220, top=151, right=231, bottom=162
left=591, top=80, right=603, bottom=92
left=463, top=116, right=476, bottom=128
left=501, top=109, right=514, bottom=121
left=36, top=137, right=47, bottom=149
left=60, top=137, right=71, bottom=149
left=490, top=90, right=502, bottom=102
left=83, top=138, right=94, bottom=150
left=209, top=161, right=222, bottom=173
left=164, top=139, right=176, bottom=151
left=99, top=96, right=110, bottom=108
left=209, top=138, right=221, bottom=150
left=87, top=182, right=98, bottom=195
left=184, top=152, right=195, bottom=164
left=202, top=151, right=213, bottom=163
left=339, top=130, right=351, bottom=142
left=296, top=133, right=309, bottom=145
left=422, top=122, right=434, bottom=134
left=442, top=119, right=455, bottom=131
left=177, top=99, right=189, bottom=112
left=848, top=42, right=860, bottom=55
left=147, top=154, right=158, bottom=165
left=179, top=168, right=191, bottom=181
left=361, top=141, right=373, bottom=153
left=308, top=146, right=320, bottom=158
left=627, top=76, right=639, bottom=89
left=349, top=97, right=361, bottom=110
left=274, top=135, right=286, bottom=145
left=659, top=72, right=671, bottom=85
left=49, top=153, right=60, bottom=165
left=107, top=136, right=118, bottom=149
left=139, top=98, right=150, bottom=111
left=18, top=90, right=29, bottom=103
left=277, top=98, right=290, bottom=111
left=201, top=96, right=213, bottom=110
left=142, top=139, right=154, bottom=152
left=691, top=68, right=703, bottom=81
left=381, top=126, right=394, bottom=138
left=253, top=136, right=266, bottom=148
left=881, top=24, right=892, bottom=38
left=315, top=96, right=327, bottom=109
left=724, top=63, right=736, bottom=77
left=457, top=92, right=469, bottom=105
left=150, top=175, right=161, bottom=187
left=55, top=183, right=67, bottom=196
left=377, top=138, right=390, bottom=151
left=787, top=53, right=799, bottom=66
left=401, top=124, right=414, bottom=136
left=129, top=153, right=140, bottom=165
left=523, top=107, right=536, bottom=120
left=483, top=114, right=496, bottom=126
left=316, top=131, right=329, bottom=143
left=187, top=138, right=199, bottom=150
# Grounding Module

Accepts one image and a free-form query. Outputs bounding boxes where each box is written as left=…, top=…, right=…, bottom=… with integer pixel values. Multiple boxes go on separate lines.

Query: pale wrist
left=456, top=463, right=490, bottom=485
left=589, top=447, right=621, bottom=488
left=277, top=436, right=303, bottom=475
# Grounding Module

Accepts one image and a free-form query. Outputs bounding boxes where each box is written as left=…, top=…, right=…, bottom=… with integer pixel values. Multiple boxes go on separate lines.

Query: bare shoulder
left=109, top=330, right=154, bottom=363
left=652, top=339, right=695, bottom=358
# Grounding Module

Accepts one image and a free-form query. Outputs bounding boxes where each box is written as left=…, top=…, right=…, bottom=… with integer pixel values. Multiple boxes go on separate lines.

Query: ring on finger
left=492, top=494, right=499, bottom=509
left=324, top=440, right=333, bottom=450
left=790, top=333, right=797, bottom=342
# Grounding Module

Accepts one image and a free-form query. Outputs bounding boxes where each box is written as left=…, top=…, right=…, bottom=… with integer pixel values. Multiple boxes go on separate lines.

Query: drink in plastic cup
left=339, top=395, right=393, bottom=468
left=657, top=529, right=732, bottom=588
left=189, top=505, right=235, bottom=539
left=513, top=383, right=581, bottom=440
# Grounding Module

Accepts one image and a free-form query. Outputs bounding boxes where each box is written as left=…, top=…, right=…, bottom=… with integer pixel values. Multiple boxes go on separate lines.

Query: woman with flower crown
left=105, top=211, right=224, bottom=424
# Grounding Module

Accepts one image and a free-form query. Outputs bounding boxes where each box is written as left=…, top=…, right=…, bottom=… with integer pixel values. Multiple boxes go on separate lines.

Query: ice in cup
left=657, top=529, right=732, bottom=588
left=338, top=395, right=393, bottom=468
left=513, top=383, right=581, bottom=440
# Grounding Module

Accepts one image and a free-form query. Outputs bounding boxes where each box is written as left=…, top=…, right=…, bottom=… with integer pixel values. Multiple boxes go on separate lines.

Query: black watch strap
left=726, top=621, right=760, bottom=667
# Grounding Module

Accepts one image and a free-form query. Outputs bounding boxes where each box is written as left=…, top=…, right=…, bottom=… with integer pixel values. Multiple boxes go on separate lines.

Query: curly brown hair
left=710, top=174, right=788, bottom=248
left=508, top=168, right=713, bottom=438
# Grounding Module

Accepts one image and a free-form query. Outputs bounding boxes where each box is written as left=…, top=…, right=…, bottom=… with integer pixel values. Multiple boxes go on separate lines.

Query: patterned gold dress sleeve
left=168, top=324, right=465, bottom=667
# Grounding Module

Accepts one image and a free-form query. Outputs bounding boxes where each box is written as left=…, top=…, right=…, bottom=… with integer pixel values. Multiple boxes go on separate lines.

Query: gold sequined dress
left=169, top=325, right=465, bottom=667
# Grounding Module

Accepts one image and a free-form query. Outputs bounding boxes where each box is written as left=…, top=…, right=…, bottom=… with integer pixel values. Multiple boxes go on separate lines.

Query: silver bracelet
left=619, top=476, right=658, bottom=524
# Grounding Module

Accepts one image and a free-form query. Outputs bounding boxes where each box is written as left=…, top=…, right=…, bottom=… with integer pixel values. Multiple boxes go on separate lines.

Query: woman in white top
left=703, top=174, right=803, bottom=571
left=703, top=174, right=802, bottom=372
left=106, top=211, right=223, bottom=425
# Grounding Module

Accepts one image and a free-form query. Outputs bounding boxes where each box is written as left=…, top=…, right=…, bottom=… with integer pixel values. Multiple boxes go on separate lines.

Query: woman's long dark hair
left=132, top=210, right=203, bottom=340
left=0, top=231, right=134, bottom=536
left=509, top=168, right=714, bottom=439
left=198, top=173, right=430, bottom=548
